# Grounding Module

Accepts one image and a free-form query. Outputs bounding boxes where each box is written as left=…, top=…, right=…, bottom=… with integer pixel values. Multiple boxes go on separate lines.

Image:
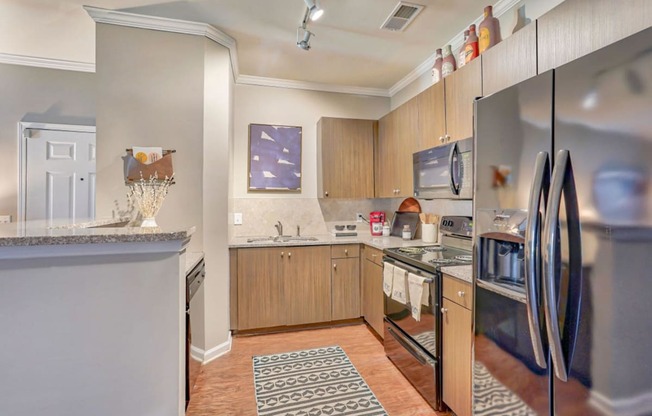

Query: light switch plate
left=234, top=213, right=243, bottom=225
left=0, top=215, right=11, bottom=223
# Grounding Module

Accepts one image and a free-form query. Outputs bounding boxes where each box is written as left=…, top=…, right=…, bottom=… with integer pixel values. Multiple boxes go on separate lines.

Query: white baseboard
left=190, top=332, right=232, bottom=365
left=589, top=388, right=652, bottom=416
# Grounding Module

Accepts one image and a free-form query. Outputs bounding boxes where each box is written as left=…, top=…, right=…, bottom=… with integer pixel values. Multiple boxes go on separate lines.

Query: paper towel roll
left=422, top=223, right=437, bottom=243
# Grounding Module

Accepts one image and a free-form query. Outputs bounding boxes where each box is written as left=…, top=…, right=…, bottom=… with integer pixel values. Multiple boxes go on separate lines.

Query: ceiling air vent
left=381, top=2, right=424, bottom=32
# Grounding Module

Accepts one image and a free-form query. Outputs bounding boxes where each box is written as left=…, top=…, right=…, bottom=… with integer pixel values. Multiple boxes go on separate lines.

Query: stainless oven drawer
left=384, top=319, right=442, bottom=411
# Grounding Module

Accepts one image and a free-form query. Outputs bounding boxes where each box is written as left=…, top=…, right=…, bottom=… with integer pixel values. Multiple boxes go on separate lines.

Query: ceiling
left=4, top=0, right=493, bottom=91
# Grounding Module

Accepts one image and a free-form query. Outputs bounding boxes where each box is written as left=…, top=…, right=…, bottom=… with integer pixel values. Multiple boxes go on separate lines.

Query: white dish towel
left=391, top=267, right=408, bottom=305
left=383, top=262, right=395, bottom=297
left=407, top=273, right=428, bottom=321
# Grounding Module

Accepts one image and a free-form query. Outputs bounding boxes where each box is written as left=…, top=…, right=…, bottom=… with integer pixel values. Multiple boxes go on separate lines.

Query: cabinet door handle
left=439, top=136, right=445, bottom=143
left=280, top=251, right=284, bottom=257
left=333, top=263, right=337, bottom=269
left=325, top=191, right=329, bottom=197
left=441, top=307, right=448, bottom=314
left=344, top=249, right=348, bottom=255
left=288, top=252, right=292, bottom=258
left=446, top=135, right=451, bottom=142
left=458, top=291, right=465, bottom=297
left=371, top=254, right=377, bottom=258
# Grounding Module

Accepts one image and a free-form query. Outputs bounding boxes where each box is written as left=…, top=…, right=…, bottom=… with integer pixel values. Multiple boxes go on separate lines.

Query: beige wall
left=95, top=24, right=205, bottom=252
left=0, top=63, right=95, bottom=220
left=201, top=38, right=233, bottom=350
left=232, top=85, right=390, bottom=200
left=391, top=0, right=565, bottom=110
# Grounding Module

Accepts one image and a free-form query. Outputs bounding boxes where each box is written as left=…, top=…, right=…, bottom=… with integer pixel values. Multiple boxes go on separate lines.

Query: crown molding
left=388, top=0, right=523, bottom=97
left=83, top=6, right=239, bottom=79
left=0, top=52, right=95, bottom=73
left=237, top=75, right=390, bottom=97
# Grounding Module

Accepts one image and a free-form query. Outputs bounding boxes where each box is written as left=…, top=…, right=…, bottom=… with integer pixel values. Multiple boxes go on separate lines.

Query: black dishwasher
left=186, top=258, right=205, bottom=410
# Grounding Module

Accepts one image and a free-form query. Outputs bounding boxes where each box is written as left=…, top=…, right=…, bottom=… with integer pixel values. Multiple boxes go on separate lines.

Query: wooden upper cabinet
left=394, top=97, right=418, bottom=197
left=444, top=57, right=482, bottom=142
left=538, top=0, right=652, bottom=72
left=317, top=117, right=376, bottom=199
left=415, top=81, right=446, bottom=151
left=375, top=111, right=399, bottom=198
left=482, top=22, right=537, bottom=96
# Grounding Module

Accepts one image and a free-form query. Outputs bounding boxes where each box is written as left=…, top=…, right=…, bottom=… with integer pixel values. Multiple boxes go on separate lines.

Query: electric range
left=382, top=216, right=473, bottom=412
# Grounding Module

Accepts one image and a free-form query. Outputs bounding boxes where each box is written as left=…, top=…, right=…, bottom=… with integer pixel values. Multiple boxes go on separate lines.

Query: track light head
left=304, top=0, right=323, bottom=21
left=297, top=27, right=313, bottom=51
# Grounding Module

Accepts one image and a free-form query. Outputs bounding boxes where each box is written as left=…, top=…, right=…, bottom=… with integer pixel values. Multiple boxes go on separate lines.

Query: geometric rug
left=473, top=361, right=536, bottom=416
left=253, top=345, right=388, bottom=416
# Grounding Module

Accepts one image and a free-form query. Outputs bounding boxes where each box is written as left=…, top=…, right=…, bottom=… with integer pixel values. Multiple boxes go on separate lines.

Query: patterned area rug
left=473, top=362, right=536, bottom=416
left=253, top=345, right=388, bottom=416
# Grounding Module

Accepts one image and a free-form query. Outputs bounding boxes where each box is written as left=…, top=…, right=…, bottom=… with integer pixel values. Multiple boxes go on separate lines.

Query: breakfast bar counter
left=0, top=219, right=193, bottom=416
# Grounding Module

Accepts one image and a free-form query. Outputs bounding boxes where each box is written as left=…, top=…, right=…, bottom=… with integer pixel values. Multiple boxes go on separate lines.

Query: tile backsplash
left=229, top=197, right=473, bottom=239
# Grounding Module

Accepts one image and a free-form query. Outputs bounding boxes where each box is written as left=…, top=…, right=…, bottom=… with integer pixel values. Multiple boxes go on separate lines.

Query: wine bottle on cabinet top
left=464, top=24, right=479, bottom=64
left=442, top=45, right=457, bottom=77
left=458, top=29, right=469, bottom=68
left=479, top=5, right=502, bottom=53
left=432, top=48, right=443, bottom=84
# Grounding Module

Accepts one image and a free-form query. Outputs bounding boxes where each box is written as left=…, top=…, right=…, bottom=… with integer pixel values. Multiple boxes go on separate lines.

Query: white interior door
left=25, top=128, right=96, bottom=223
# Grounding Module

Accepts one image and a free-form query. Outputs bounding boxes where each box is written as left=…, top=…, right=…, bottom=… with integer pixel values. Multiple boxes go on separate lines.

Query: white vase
left=141, top=217, right=158, bottom=227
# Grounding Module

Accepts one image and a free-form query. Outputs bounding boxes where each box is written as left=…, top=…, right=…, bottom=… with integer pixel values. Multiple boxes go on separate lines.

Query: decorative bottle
left=464, top=24, right=479, bottom=64
left=512, top=4, right=531, bottom=34
left=442, top=45, right=457, bottom=77
left=458, top=30, right=469, bottom=68
left=479, top=5, right=502, bottom=53
left=431, top=48, right=443, bottom=84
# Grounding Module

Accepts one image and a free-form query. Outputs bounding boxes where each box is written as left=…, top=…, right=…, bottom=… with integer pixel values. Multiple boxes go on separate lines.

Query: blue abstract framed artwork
left=248, top=124, right=302, bottom=192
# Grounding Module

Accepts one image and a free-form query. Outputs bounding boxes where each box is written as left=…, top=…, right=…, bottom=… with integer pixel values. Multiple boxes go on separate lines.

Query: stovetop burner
left=455, top=255, right=473, bottom=262
left=424, top=245, right=446, bottom=252
left=396, top=247, right=427, bottom=255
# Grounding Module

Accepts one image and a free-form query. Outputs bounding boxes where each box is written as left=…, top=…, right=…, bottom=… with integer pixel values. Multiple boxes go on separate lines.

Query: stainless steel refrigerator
left=473, top=26, right=652, bottom=416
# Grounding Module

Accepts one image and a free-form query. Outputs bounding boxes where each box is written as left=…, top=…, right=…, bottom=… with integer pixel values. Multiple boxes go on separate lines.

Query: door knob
left=458, top=291, right=465, bottom=297
left=441, top=307, right=448, bottom=314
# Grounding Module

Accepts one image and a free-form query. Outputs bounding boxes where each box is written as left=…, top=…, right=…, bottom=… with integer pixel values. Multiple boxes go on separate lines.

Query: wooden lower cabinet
left=362, top=246, right=384, bottom=338
left=442, top=276, right=473, bottom=416
left=331, top=257, right=360, bottom=321
left=236, top=246, right=331, bottom=330
left=285, top=246, right=332, bottom=326
left=237, top=247, right=285, bottom=330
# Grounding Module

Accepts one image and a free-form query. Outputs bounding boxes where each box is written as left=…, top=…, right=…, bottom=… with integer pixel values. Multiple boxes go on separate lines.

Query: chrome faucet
left=275, top=221, right=283, bottom=236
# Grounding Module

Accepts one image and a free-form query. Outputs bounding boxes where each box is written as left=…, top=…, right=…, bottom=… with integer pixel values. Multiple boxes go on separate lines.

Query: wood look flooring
left=187, top=324, right=449, bottom=416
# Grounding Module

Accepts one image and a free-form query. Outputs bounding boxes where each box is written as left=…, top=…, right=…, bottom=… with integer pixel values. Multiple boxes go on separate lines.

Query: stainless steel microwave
left=413, top=137, right=473, bottom=200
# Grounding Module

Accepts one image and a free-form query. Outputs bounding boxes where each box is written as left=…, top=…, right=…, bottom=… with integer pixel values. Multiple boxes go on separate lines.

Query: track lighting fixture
left=297, top=26, right=313, bottom=51
left=304, top=0, right=323, bottom=21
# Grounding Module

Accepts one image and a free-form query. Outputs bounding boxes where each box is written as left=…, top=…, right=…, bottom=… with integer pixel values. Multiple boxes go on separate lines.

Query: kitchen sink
left=246, top=236, right=319, bottom=243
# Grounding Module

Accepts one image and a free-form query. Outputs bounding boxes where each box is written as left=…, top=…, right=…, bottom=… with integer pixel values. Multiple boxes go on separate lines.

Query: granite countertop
left=440, top=264, right=473, bottom=283
left=229, top=233, right=437, bottom=251
left=0, top=218, right=195, bottom=247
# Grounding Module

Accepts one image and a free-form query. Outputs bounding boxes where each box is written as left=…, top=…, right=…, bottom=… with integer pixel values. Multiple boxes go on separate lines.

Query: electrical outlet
left=233, top=213, right=243, bottom=225
left=356, top=213, right=364, bottom=223
left=0, top=215, right=11, bottom=223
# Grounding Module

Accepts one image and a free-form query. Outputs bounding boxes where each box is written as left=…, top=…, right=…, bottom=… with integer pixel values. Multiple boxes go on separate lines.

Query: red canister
left=369, top=211, right=386, bottom=236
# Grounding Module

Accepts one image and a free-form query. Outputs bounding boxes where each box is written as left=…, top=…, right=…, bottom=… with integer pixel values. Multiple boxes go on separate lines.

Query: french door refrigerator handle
left=448, top=142, right=460, bottom=195
left=525, top=151, right=550, bottom=369
left=542, top=150, right=583, bottom=382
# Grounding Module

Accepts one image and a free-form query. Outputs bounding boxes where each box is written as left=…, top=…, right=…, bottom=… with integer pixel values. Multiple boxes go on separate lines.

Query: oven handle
left=383, top=258, right=436, bottom=282
left=387, top=327, right=431, bottom=366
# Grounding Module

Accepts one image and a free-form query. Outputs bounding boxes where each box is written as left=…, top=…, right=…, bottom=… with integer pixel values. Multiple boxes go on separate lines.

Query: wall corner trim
left=192, top=331, right=233, bottom=364
left=237, top=75, right=390, bottom=97
left=0, top=52, right=95, bottom=73
left=83, top=6, right=240, bottom=80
